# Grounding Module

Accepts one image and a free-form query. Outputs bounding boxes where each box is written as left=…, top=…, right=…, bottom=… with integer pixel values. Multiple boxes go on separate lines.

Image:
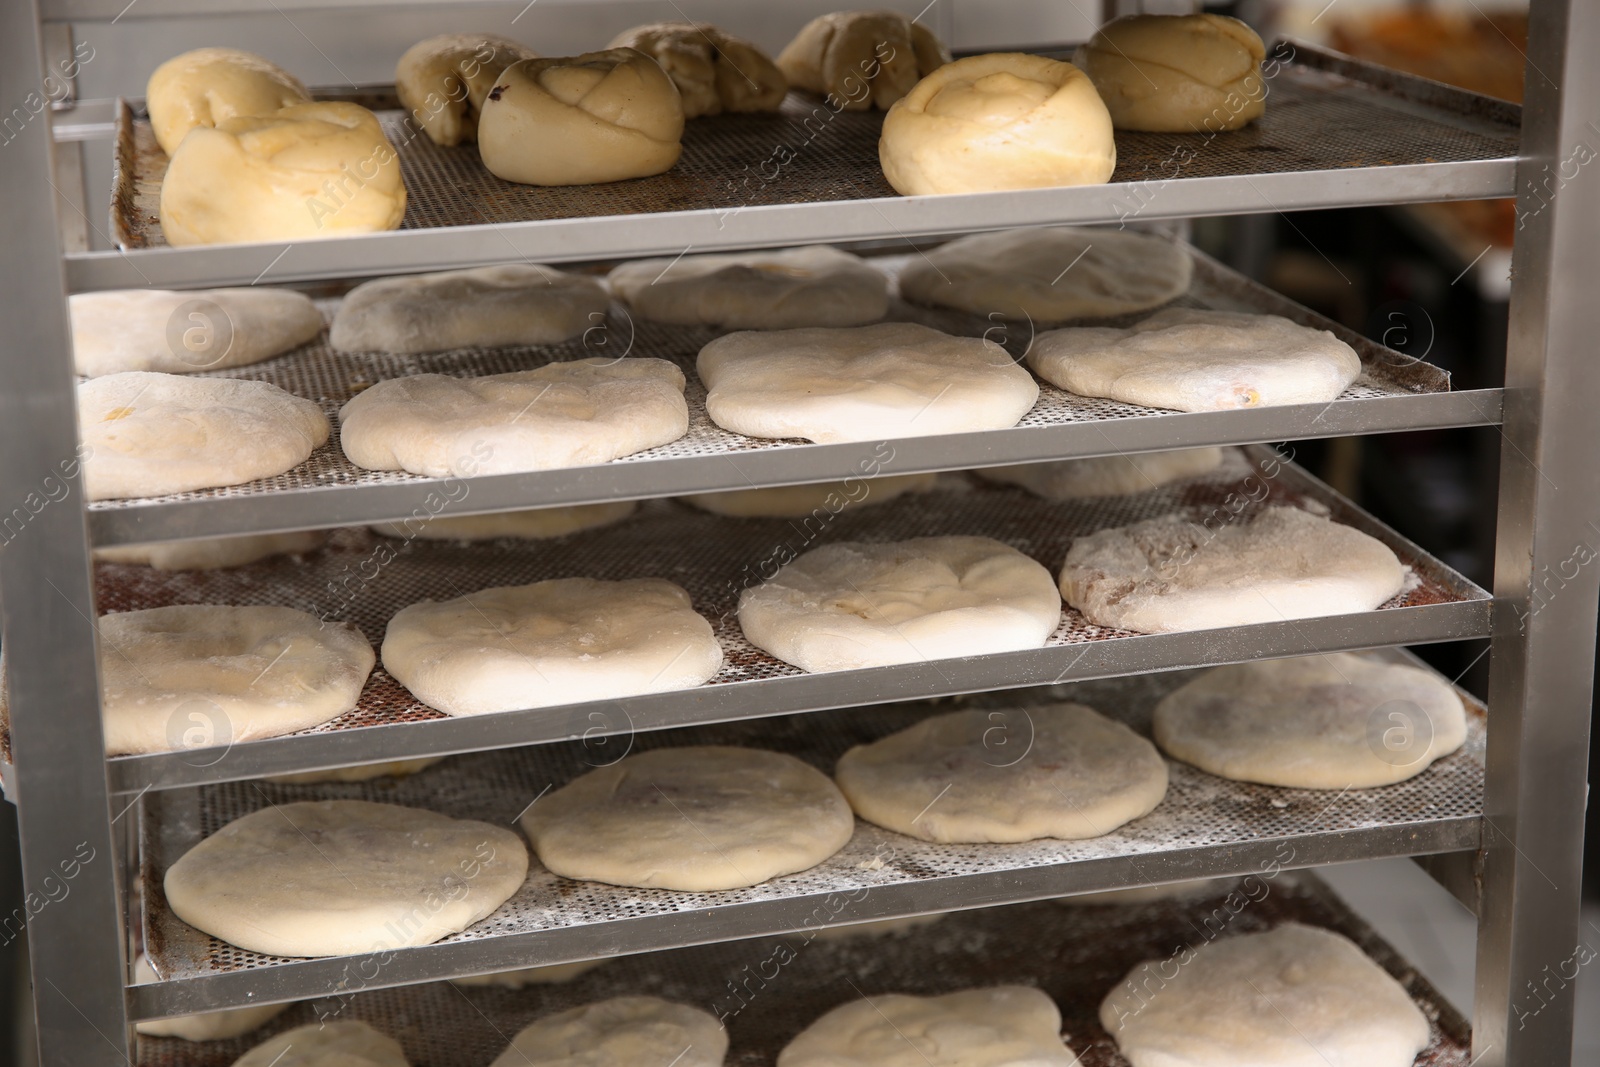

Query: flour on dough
left=371, top=501, right=636, bottom=541
left=265, top=757, right=442, bottom=785
left=979, top=447, right=1225, bottom=500
left=233, top=1021, right=410, bottom=1067
left=489, top=996, right=727, bottom=1067
left=683, top=473, right=935, bottom=518
left=95, top=530, right=326, bottom=571
left=454, top=959, right=603, bottom=988
left=134, top=955, right=288, bottom=1041
left=71, top=288, right=323, bottom=376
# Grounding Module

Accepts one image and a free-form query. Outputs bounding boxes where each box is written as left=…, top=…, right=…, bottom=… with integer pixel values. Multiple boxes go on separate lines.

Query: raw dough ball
left=777, top=11, right=950, bottom=111
left=836, top=703, right=1167, bottom=842
left=1027, top=308, right=1362, bottom=413
left=684, top=472, right=935, bottom=518
left=160, top=102, right=406, bottom=246
left=608, top=23, right=786, bottom=118
left=165, top=799, right=528, bottom=957
left=880, top=53, right=1116, bottom=196
left=99, top=604, right=373, bottom=756
left=698, top=323, right=1038, bottom=444
left=521, top=745, right=854, bottom=891
left=146, top=48, right=310, bottom=156
left=455, top=959, right=603, bottom=988
left=330, top=265, right=608, bottom=354
left=233, top=1021, right=409, bottom=1067
left=898, top=227, right=1192, bottom=321
left=265, top=757, right=442, bottom=784
left=739, top=536, right=1061, bottom=672
left=395, top=34, right=539, bottom=146
left=978, top=447, right=1224, bottom=500
left=1057, top=878, right=1226, bottom=906
left=608, top=246, right=889, bottom=330
left=478, top=50, right=684, bottom=186
left=1074, top=14, right=1267, bottom=133
left=1101, top=923, right=1430, bottom=1067
left=70, top=288, right=323, bottom=376
left=1060, top=506, right=1408, bottom=634
left=808, top=913, right=947, bottom=941
left=371, top=501, right=636, bottom=541
left=134, top=955, right=288, bottom=1040
left=95, top=530, right=327, bottom=570
left=1153, top=653, right=1468, bottom=789
left=79, top=372, right=329, bottom=501
left=382, top=578, right=722, bottom=717
left=778, top=986, right=1077, bottom=1067
left=490, top=996, right=727, bottom=1067
left=338, top=358, right=688, bottom=478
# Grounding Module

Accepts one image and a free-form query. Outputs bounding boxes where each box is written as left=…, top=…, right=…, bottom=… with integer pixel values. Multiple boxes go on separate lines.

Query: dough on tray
left=164, top=799, right=528, bottom=957
left=94, top=530, right=327, bottom=570
left=608, top=22, right=786, bottom=118
left=371, top=501, right=636, bottom=541
left=738, top=536, right=1061, bottom=672
left=395, top=33, right=539, bottom=146
left=521, top=745, right=854, bottom=891
left=697, top=322, right=1038, bottom=444
left=489, top=996, right=726, bottom=1067
left=1074, top=14, right=1267, bottom=133
left=337, top=358, right=688, bottom=478
left=777, top=11, right=949, bottom=111
left=454, top=959, right=603, bottom=988
left=79, top=372, right=329, bottom=501
left=265, top=757, right=443, bottom=785
left=977, top=447, right=1225, bottom=500
left=70, top=288, right=323, bottom=376
left=608, top=245, right=889, bottom=330
left=233, top=1020, right=410, bottom=1067
left=683, top=472, right=935, bottom=518
left=133, top=955, right=288, bottom=1041
left=1059, top=505, right=1409, bottom=634
left=146, top=47, right=310, bottom=156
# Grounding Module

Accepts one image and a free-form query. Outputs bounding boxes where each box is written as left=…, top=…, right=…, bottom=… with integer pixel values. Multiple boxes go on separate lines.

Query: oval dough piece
left=79, top=372, right=330, bottom=501
left=777, top=11, right=950, bottom=111
left=455, top=959, right=603, bottom=988
left=371, top=501, right=636, bottom=541
left=233, top=1021, right=410, bottom=1067
left=490, top=996, right=726, bottom=1067
left=382, top=577, right=722, bottom=717
left=265, top=757, right=443, bottom=785
left=522, top=745, right=854, bottom=891
left=166, top=799, right=529, bottom=957
left=880, top=52, right=1116, bottom=196
left=330, top=265, right=609, bottom=354
left=395, top=33, right=539, bottom=146
left=978, top=448, right=1225, bottom=500
left=739, top=536, right=1061, bottom=673
left=95, top=530, right=327, bottom=571
left=684, top=472, right=934, bottom=518
left=778, top=986, right=1077, bottom=1067
left=898, top=227, right=1192, bottom=321
left=1060, top=506, right=1408, bottom=634
left=698, top=323, right=1038, bottom=444
left=1101, top=923, right=1431, bottom=1067
left=1074, top=14, right=1267, bottom=133
left=1153, top=653, right=1468, bottom=789
left=70, top=288, right=323, bottom=376
left=338, top=358, right=688, bottom=477
left=608, top=246, right=889, bottom=330
left=608, top=23, right=786, bottom=118
left=134, top=955, right=289, bottom=1040
left=146, top=47, right=310, bottom=156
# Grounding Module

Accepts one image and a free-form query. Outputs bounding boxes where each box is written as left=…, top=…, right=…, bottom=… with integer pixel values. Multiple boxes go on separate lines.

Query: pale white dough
left=338, top=358, right=688, bottom=477
left=454, top=959, right=603, bottom=988
left=330, top=265, right=609, bottom=354
left=1059, top=506, right=1408, bottom=634
left=1100, top=923, right=1430, bottom=1067
left=79, top=372, right=329, bottom=501
left=778, top=986, right=1077, bottom=1067
left=95, top=530, right=327, bottom=570
left=146, top=48, right=310, bottom=156
left=698, top=323, right=1038, bottom=444
left=1056, top=878, right=1227, bottom=906
left=134, top=955, right=289, bottom=1040
left=1074, top=14, right=1267, bottom=133
left=395, top=34, right=539, bottom=147
left=1153, top=653, right=1468, bottom=789
left=608, top=246, right=889, bottom=329
left=808, top=913, right=947, bottom=941
left=521, top=745, right=855, bottom=891
left=165, top=799, right=528, bottom=957
left=266, top=757, right=443, bottom=785
left=490, top=996, right=726, bottom=1067
left=233, top=1021, right=409, bottom=1067
left=70, top=288, right=323, bottom=376
left=382, top=578, right=722, bottom=717
left=777, top=11, right=950, bottom=111
left=739, top=536, right=1061, bottom=673
left=608, top=23, right=786, bottom=118
left=371, top=501, right=636, bottom=541
left=684, top=473, right=935, bottom=518
left=978, top=447, right=1225, bottom=500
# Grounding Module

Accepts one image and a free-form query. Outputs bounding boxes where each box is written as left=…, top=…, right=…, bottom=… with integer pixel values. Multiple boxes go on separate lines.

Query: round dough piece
left=1060, top=506, right=1409, bottom=634
left=899, top=227, right=1191, bottom=321
left=1027, top=308, right=1362, bottom=413
left=95, top=530, right=327, bottom=570
left=836, top=703, right=1167, bottom=843
left=608, top=23, right=786, bottom=118
left=134, top=955, right=289, bottom=1040
left=165, top=799, right=529, bottom=957
left=490, top=996, right=726, bottom=1067
left=146, top=47, right=310, bottom=156
left=330, top=265, right=609, bottom=354
left=739, top=536, right=1061, bottom=673
left=79, top=372, right=330, bottom=501
left=338, top=358, right=688, bottom=477
left=99, top=604, right=373, bottom=756
left=382, top=577, right=722, bottom=717
left=371, top=501, right=636, bottom=541
left=478, top=50, right=684, bottom=186
left=1153, top=653, right=1468, bottom=789
left=1100, top=923, right=1430, bottom=1067
left=978, top=447, right=1225, bottom=500
left=608, top=245, right=889, bottom=330
left=160, top=102, right=406, bottom=247
left=777, top=11, right=950, bottom=111
left=684, top=472, right=935, bottom=518
left=70, top=288, right=323, bottom=376
left=778, top=986, right=1077, bottom=1067
left=454, top=959, right=603, bottom=988
left=880, top=52, right=1116, bottom=196
left=395, top=34, right=539, bottom=146
left=234, top=1021, right=409, bottom=1067
left=521, top=745, right=854, bottom=891
left=1074, top=14, right=1267, bottom=133
left=265, top=757, right=443, bottom=785
left=698, top=323, right=1038, bottom=444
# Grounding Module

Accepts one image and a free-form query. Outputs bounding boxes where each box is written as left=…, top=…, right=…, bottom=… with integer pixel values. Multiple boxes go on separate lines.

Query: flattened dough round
left=146, top=48, right=310, bottom=156
left=383, top=578, right=721, bottom=717
left=521, top=745, right=854, bottom=890
left=455, top=959, right=603, bottom=988
left=489, top=996, right=726, bottom=1067
left=1074, top=14, right=1266, bottom=133
left=165, top=799, right=528, bottom=957
left=1060, top=506, right=1408, bottom=634
left=1153, top=653, right=1468, bottom=788
left=395, top=34, right=539, bottom=146
left=608, top=23, right=786, bottom=118
left=266, top=757, right=442, bottom=785
left=1100, top=923, right=1430, bottom=1067
left=777, top=11, right=949, bottom=111
left=95, top=530, right=327, bottom=570
left=80, top=372, right=329, bottom=501
left=740, top=536, right=1061, bottom=672
left=684, top=472, right=935, bottom=517
left=71, top=288, right=323, bottom=376
left=234, top=1021, right=409, bottom=1067
left=134, top=955, right=289, bottom=1040
left=372, top=501, right=636, bottom=541
left=978, top=447, right=1225, bottom=500
left=338, top=358, right=688, bottom=477
left=698, top=323, right=1038, bottom=444
left=608, top=246, right=889, bottom=329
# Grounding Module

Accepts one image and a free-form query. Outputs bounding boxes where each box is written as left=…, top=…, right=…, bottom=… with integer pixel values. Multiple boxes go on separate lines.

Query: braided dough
left=371, top=501, right=636, bottom=541
left=70, top=288, right=323, bottom=376
left=978, top=447, right=1225, bottom=500
left=777, top=11, right=949, bottom=110
left=395, top=34, right=539, bottom=146
left=146, top=47, right=309, bottom=155
left=95, top=530, right=327, bottom=570
left=608, top=22, right=785, bottom=117
left=1074, top=14, right=1267, bottom=133
left=489, top=996, right=726, bottom=1067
